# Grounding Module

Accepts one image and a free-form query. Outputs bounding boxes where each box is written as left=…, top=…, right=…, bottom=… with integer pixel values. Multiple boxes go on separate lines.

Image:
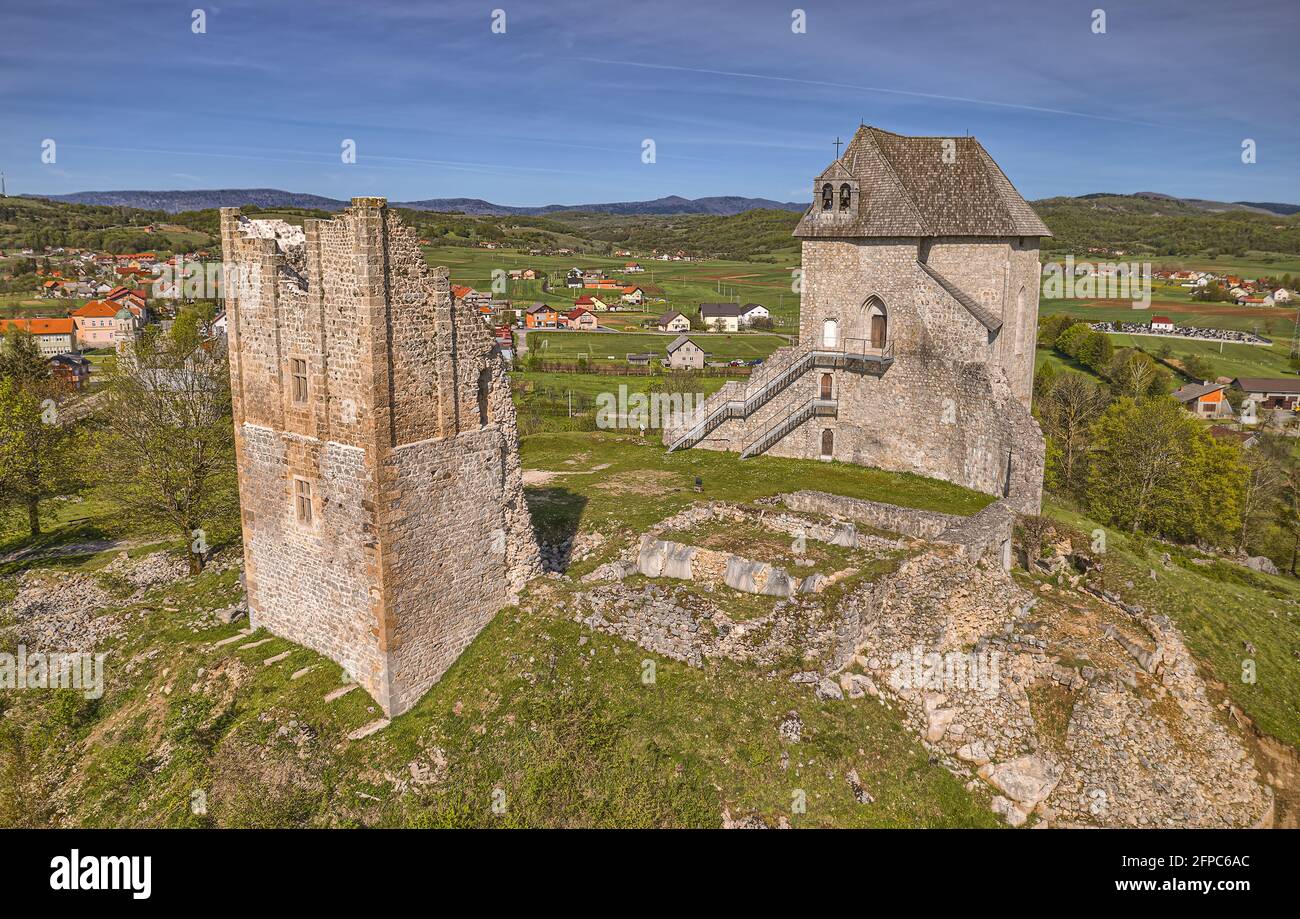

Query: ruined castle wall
left=380, top=426, right=526, bottom=714
left=235, top=425, right=388, bottom=700
left=222, top=199, right=541, bottom=718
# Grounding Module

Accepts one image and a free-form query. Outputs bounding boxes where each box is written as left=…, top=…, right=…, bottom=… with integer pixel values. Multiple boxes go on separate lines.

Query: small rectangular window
left=291, top=358, right=308, bottom=403
left=295, top=478, right=313, bottom=524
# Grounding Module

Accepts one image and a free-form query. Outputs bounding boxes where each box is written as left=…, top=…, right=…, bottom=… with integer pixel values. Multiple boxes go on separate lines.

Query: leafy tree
left=1076, top=330, right=1114, bottom=373
left=0, top=378, right=80, bottom=537
left=1053, top=322, right=1093, bottom=359
left=0, top=328, right=49, bottom=390
left=92, top=326, right=237, bottom=572
left=1086, top=396, right=1245, bottom=545
left=1038, top=371, right=1108, bottom=494
left=1037, top=313, right=1079, bottom=350
left=1106, top=349, right=1169, bottom=398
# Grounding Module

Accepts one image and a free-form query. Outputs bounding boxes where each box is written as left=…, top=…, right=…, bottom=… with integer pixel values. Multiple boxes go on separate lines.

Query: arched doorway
left=820, top=428, right=834, bottom=458
left=864, top=297, right=888, bottom=349
left=820, top=373, right=832, bottom=399
left=822, top=318, right=838, bottom=349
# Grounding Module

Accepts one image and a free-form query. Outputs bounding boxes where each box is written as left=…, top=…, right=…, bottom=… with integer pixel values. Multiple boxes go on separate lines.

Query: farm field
left=526, top=330, right=788, bottom=363
left=422, top=244, right=802, bottom=329
left=1040, top=294, right=1300, bottom=379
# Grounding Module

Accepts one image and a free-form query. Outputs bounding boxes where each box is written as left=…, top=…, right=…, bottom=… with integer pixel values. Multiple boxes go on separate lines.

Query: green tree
left=1076, top=330, right=1114, bottom=372
left=1086, top=396, right=1245, bottom=545
left=92, top=326, right=237, bottom=572
left=0, top=328, right=49, bottom=390
left=0, top=378, right=80, bottom=537
left=1054, top=322, right=1093, bottom=359
left=1037, top=371, right=1108, bottom=494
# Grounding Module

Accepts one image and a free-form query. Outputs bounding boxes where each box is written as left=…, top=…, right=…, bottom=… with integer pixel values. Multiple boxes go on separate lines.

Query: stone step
left=237, top=637, right=273, bottom=651
left=324, top=683, right=359, bottom=703
left=211, top=629, right=254, bottom=649
left=347, top=718, right=390, bottom=741
left=263, top=650, right=293, bottom=666
left=290, top=665, right=317, bottom=681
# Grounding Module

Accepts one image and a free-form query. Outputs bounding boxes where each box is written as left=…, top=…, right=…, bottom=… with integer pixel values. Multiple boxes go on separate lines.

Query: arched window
left=839, top=183, right=852, bottom=210
left=821, top=429, right=834, bottom=458
left=821, top=183, right=833, bottom=210
left=822, top=318, right=839, bottom=348
left=820, top=373, right=833, bottom=399
left=864, top=296, right=887, bottom=349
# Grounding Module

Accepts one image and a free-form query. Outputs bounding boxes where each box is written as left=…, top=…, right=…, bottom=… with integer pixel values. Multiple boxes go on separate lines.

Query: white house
left=657, top=310, right=691, bottom=333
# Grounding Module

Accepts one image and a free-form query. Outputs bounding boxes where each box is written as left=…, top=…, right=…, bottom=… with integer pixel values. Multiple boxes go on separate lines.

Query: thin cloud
left=581, top=58, right=1184, bottom=131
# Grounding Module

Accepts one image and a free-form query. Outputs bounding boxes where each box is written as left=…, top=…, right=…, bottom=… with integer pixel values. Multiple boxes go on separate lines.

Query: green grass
left=0, top=452, right=998, bottom=827
left=520, top=431, right=992, bottom=551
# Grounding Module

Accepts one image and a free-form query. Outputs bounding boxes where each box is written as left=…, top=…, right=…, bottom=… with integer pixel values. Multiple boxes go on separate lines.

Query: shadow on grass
left=524, top=486, right=587, bottom=571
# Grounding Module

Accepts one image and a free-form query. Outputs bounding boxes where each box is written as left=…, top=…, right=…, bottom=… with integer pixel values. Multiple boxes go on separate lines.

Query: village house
left=1273, top=288, right=1293, bottom=303
left=524, top=303, right=560, bottom=329
left=624, top=261, right=644, bottom=273
left=665, top=335, right=706, bottom=370
left=508, top=267, right=540, bottom=280
left=1209, top=425, right=1260, bottom=449
left=565, top=269, right=583, bottom=288
left=1231, top=377, right=1300, bottom=411
left=620, top=285, right=645, bottom=305
left=658, top=310, right=691, bottom=333
left=71, top=300, right=125, bottom=349
left=451, top=285, right=493, bottom=312
left=574, top=294, right=608, bottom=311
left=0, top=318, right=77, bottom=357
left=1150, top=315, right=1175, bottom=332
left=565, top=306, right=599, bottom=330
left=49, top=352, right=92, bottom=391
left=1172, top=382, right=1234, bottom=419
left=698, top=302, right=769, bottom=331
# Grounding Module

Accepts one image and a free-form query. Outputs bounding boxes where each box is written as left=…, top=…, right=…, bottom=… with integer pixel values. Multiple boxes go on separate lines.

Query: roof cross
left=833, top=137, right=843, bottom=158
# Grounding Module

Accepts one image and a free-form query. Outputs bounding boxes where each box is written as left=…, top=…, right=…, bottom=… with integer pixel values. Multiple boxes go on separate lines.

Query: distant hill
left=1074, top=192, right=1300, bottom=217
left=24, top=190, right=806, bottom=216
left=23, top=188, right=351, bottom=213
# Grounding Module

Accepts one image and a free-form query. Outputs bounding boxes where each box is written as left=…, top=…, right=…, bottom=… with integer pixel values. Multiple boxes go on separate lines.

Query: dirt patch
left=589, top=469, right=681, bottom=495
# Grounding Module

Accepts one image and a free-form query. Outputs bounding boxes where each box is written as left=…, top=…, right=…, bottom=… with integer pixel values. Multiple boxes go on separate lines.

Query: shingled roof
left=794, top=126, right=1051, bottom=239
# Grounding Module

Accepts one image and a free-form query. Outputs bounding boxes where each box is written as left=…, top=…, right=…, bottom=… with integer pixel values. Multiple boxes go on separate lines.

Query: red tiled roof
left=0, top=317, right=75, bottom=335
left=1151, top=315, right=1172, bottom=324
left=72, top=300, right=120, bottom=318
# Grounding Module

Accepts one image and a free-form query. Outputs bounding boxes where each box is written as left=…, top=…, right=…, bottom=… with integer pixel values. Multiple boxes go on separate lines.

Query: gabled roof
left=1151, top=315, right=1173, bottom=324
left=1173, top=382, right=1226, bottom=402
left=72, top=300, right=120, bottom=318
left=1232, top=377, right=1300, bottom=394
left=658, top=310, right=686, bottom=324
left=699, top=302, right=744, bottom=317
left=666, top=335, right=699, bottom=353
left=526, top=303, right=556, bottom=314
left=0, top=317, right=75, bottom=335
left=795, top=125, right=1051, bottom=239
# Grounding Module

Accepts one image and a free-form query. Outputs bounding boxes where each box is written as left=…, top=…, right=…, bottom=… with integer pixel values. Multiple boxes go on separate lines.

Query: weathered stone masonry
left=665, top=126, right=1048, bottom=514
left=221, top=198, right=540, bottom=717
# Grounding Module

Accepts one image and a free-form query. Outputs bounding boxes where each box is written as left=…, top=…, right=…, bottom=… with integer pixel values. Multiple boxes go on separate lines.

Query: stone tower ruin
left=220, top=197, right=540, bottom=717
left=665, top=126, right=1048, bottom=513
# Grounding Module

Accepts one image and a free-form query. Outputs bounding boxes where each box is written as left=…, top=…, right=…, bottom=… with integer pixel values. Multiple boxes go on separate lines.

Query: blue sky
left=2, top=0, right=1297, bottom=205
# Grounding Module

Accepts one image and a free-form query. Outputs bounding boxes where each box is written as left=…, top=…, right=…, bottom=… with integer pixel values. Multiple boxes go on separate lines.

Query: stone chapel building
left=665, top=126, right=1049, bottom=513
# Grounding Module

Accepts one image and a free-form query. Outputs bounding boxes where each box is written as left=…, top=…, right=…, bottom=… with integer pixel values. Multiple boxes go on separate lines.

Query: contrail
left=581, top=58, right=1179, bottom=130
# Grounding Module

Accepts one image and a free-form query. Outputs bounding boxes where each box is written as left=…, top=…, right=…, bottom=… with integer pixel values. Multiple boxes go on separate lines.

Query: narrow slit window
left=295, top=479, right=313, bottom=524
left=291, top=358, right=308, bottom=403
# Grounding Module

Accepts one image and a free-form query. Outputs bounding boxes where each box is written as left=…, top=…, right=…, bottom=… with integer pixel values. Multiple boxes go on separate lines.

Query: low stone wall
left=781, top=490, right=1015, bottom=571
